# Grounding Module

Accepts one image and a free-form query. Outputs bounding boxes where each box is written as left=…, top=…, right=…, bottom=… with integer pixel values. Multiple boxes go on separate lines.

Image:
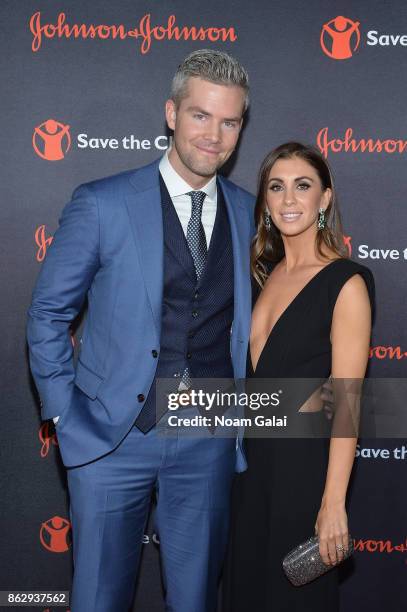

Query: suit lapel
left=197, top=181, right=228, bottom=288
left=126, top=161, right=163, bottom=335
left=218, top=177, right=252, bottom=357
left=159, top=174, right=197, bottom=282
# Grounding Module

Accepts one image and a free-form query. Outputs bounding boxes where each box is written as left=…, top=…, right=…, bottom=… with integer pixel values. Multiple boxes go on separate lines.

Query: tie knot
left=187, top=190, right=206, bottom=211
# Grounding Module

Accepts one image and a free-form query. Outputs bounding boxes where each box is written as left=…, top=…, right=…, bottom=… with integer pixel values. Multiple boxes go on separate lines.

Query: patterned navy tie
left=186, top=190, right=208, bottom=280
left=178, top=191, right=208, bottom=390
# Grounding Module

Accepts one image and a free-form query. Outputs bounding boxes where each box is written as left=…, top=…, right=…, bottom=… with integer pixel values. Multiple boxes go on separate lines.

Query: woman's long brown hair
left=251, top=142, right=348, bottom=287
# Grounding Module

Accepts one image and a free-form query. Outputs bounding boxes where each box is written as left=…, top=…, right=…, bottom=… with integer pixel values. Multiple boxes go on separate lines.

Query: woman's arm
left=315, top=274, right=372, bottom=566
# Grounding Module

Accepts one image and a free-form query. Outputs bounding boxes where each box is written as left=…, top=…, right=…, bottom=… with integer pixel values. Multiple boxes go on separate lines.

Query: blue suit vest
left=140, top=175, right=234, bottom=421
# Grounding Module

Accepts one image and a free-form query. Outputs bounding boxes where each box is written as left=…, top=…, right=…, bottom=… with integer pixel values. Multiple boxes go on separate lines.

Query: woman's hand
left=315, top=499, right=349, bottom=566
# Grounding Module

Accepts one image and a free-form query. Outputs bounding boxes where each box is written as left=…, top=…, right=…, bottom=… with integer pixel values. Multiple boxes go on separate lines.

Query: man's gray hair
left=171, top=49, right=249, bottom=112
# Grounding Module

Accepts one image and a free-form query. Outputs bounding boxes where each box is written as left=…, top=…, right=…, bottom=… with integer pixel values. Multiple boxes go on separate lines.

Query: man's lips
left=195, top=145, right=221, bottom=156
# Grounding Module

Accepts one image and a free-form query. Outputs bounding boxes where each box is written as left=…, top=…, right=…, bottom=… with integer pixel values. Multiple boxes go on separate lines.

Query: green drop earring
left=317, top=208, right=326, bottom=230
left=264, top=211, right=272, bottom=232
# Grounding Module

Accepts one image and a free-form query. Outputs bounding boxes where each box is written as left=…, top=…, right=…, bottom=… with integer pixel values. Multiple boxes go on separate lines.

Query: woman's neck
left=280, top=230, right=335, bottom=272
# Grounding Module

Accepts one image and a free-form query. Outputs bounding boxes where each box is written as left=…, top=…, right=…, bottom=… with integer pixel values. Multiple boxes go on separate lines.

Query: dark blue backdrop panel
left=1, top=1, right=406, bottom=611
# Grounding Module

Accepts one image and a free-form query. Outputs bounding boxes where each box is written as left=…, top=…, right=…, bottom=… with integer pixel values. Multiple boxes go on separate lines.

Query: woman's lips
left=280, top=212, right=302, bottom=222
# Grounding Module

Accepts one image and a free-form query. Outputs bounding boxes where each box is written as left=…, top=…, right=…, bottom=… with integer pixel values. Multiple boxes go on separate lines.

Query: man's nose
left=205, top=121, right=221, bottom=142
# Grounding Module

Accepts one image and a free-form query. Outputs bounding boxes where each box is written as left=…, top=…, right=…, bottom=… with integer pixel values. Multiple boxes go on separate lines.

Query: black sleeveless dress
left=222, top=258, right=375, bottom=612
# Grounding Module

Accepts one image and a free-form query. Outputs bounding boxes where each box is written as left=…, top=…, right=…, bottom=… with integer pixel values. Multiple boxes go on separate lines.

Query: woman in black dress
left=223, top=142, right=374, bottom=611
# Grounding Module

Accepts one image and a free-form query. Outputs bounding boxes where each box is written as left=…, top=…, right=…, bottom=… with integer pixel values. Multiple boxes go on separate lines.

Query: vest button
left=192, top=310, right=198, bottom=318
left=187, top=352, right=192, bottom=359
left=137, top=394, right=145, bottom=402
left=151, top=350, right=158, bottom=358
left=194, top=291, right=199, bottom=299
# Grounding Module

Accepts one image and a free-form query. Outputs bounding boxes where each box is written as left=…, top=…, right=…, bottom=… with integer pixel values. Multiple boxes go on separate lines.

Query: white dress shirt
left=53, top=154, right=218, bottom=424
left=159, top=151, right=217, bottom=247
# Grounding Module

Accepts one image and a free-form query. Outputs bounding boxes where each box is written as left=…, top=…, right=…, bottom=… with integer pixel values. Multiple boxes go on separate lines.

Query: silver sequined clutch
left=282, top=534, right=354, bottom=586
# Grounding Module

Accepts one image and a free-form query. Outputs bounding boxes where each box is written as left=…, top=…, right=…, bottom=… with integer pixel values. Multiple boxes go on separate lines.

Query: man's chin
left=189, top=160, right=221, bottom=178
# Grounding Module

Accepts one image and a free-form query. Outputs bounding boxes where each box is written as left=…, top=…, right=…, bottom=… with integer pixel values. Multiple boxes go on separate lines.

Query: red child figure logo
left=40, top=516, right=71, bottom=552
left=320, top=16, right=361, bottom=60
left=343, top=235, right=352, bottom=256
left=33, top=119, right=71, bottom=160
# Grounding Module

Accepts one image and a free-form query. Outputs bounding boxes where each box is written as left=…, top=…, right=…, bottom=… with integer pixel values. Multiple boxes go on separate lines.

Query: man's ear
left=165, top=99, right=177, bottom=131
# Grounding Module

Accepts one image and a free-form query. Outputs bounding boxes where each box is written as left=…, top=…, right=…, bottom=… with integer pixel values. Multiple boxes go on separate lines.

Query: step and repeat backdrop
left=1, top=0, right=406, bottom=611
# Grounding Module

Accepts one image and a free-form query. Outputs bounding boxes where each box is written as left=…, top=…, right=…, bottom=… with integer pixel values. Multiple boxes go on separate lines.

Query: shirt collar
left=159, top=151, right=217, bottom=201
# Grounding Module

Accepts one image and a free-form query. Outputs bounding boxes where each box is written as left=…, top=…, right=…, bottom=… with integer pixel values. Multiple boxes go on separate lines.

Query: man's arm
left=27, top=184, right=100, bottom=421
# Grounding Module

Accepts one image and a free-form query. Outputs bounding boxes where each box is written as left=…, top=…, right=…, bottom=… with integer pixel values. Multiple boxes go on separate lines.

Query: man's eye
left=224, top=121, right=236, bottom=128
left=194, top=114, right=205, bottom=120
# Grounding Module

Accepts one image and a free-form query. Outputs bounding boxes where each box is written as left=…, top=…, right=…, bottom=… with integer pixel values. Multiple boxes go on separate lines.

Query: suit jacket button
left=152, top=350, right=158, bottom=358
left=138, top=394, right=145, bottom=402
left=192, top=310, right=198, bottom=318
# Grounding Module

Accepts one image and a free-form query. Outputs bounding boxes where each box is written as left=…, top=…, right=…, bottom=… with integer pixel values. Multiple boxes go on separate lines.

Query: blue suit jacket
left=27, top=159, right=255, bottom=469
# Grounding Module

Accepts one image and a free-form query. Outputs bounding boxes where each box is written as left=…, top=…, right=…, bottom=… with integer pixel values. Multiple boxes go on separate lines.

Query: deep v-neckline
left=250, top=259, right=342, bottom=374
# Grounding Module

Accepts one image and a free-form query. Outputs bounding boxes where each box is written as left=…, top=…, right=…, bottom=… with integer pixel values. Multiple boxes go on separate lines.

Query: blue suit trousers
left=66, top=411, right=236, bottom=612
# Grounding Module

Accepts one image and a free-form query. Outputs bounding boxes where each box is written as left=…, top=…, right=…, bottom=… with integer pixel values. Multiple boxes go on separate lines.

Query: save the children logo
left=33, top=122, right=172, bottom=160
left=321, top=16, right=407, bottom=60
left=40, top=516, right=71, bottom=552
left=343, top=235, right=352, bottom=257
left=320, top=16, right=361, bottom=60
left=33, top=119, right=71, bottom=161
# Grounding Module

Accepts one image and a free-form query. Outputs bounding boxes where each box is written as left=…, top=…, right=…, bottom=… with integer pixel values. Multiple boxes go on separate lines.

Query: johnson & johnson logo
left=35, top=225, right=54, bottom=261
left=39, top=422, right=59, bottom=458
left=369, top=346, right=407, bottom=360
left=317, top=128, right=407, bottom=158
left=30, top=12, right=237, bottom=55
left=354, top=537, right=407, bottom=554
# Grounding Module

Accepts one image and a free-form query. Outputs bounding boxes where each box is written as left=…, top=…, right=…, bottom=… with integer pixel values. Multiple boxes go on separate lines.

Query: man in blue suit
left=27, top=49, right=255, bottom=612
